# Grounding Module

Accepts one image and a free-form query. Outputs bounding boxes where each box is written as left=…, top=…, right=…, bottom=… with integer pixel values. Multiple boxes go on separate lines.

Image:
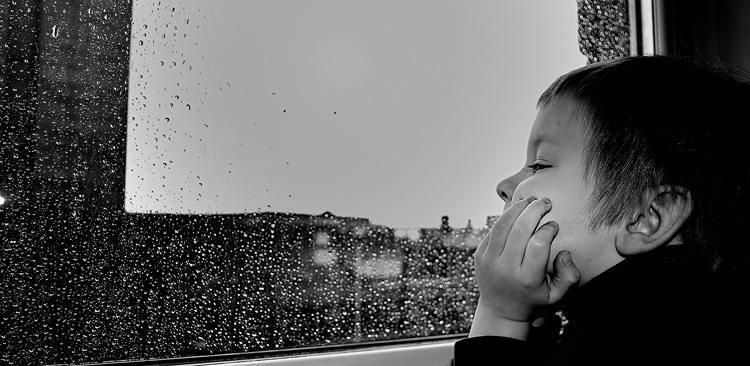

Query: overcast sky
left=125, top=0, right=586, bottom=229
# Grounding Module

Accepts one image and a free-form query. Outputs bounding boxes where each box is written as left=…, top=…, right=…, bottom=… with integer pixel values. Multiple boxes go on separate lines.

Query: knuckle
left=536, top=222, right=556, bottom=238
left=512, top=220, right=534, bottom=236
left=473, top=249, right=484, bottom=261
left=527, top=236, right=545, bottom=249
left=521, top=199, right=542, bottom=213
left=506, top=198, right=533, bottom=217
left=569, top=270, right=581, bottom=282
left=519, top=273, right=535, bottom=288
left=513, top=197, right=534, bottom=208
left=495, top=262, right=511, bottom=276
left=494, top=214, right=514, bottom=231
left=526, top=199, right=542, bottom=209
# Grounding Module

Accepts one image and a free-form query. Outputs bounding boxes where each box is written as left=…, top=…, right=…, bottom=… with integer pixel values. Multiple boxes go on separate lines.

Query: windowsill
left=194, top=338, right=459, bottom=366
left=86, top=335, right=464, bottom=366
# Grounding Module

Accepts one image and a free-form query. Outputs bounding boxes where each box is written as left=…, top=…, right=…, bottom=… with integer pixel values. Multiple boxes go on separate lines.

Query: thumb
left=548, top=251, right=580, bottom=304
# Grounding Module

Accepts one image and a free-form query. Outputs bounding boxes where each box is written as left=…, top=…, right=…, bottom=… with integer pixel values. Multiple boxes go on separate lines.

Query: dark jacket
left=454, top=245, right=745, bottom=365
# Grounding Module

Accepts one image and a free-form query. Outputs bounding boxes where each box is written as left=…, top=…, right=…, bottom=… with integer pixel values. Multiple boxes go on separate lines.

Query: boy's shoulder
left=558, top=245, right=743, bottom=359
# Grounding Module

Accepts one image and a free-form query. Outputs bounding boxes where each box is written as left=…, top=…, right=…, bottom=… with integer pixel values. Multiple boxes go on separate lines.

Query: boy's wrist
left=468, top=304, right=531, bottom=340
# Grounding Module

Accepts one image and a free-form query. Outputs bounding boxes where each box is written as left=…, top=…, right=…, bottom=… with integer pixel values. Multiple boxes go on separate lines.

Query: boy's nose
left=497, top=174, right=518, bottom=204
left=497, top=170, right=527, bottom=208
left=496, top=182, right=510, bottom=202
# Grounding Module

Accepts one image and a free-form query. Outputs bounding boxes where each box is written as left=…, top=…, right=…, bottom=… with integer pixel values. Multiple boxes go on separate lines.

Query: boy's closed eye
left=527, top=163, right=551, bottom=173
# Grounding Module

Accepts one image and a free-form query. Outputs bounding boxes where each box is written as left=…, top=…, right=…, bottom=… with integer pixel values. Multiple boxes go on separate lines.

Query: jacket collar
left=561, top=244, right=695, bottom=322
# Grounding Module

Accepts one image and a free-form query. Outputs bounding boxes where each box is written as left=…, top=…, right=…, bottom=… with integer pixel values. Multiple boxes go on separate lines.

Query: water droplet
left=51, top=25, right=59, bottom=38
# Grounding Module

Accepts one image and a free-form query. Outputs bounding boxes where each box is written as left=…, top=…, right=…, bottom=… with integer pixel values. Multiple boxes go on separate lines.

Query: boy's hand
left=469, top=196, right=580, bottom=339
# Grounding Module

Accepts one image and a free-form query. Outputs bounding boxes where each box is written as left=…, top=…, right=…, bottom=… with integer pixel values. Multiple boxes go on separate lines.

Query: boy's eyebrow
left=528, top=134, right=558, bottom=149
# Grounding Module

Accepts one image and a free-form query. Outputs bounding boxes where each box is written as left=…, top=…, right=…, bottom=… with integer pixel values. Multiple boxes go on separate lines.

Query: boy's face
left=496, top=97, right=623, bottom=284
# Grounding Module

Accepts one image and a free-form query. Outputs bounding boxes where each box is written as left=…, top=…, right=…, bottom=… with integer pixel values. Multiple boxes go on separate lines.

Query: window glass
left=1, top=0, right=586, bottom=364
left=126, top=0, right=584, bottom=350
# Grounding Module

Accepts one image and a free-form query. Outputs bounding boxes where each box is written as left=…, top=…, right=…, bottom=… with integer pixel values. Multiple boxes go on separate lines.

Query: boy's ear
left=615, top=185, right=693, bottom=256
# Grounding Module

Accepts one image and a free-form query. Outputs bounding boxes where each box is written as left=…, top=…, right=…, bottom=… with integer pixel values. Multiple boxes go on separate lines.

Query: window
left=0, top=0, right=598, bottom=364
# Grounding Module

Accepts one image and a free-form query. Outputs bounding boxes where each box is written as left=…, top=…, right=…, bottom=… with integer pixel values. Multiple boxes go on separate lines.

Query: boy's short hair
left=538, top=55, right=750, bottom=273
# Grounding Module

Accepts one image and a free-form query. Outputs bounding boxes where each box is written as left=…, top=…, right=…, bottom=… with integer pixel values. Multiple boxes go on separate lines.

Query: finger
left=486, top=196, right=536, bottom=257
left=531, top=316, right=546, bottom=328
left=520, top=221, right=558, bottom=286
left=473, top=232, right=489, bottom=262
left=548, top=251, right=580, bottom=304
left=502, top=198, right=552, bottom=266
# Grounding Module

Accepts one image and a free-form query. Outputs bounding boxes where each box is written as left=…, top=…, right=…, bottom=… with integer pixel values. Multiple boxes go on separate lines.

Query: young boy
left=455, top=56, right=750, bottom=365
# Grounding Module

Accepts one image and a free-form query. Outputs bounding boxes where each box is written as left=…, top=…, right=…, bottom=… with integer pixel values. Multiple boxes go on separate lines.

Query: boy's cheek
left=545, top=221, right=573, bottom=272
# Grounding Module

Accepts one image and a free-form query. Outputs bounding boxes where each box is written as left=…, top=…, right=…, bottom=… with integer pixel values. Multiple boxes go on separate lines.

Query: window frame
left=629, top=0, right=656, bottom=56
left=83, top=335, right=461, bottom=366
